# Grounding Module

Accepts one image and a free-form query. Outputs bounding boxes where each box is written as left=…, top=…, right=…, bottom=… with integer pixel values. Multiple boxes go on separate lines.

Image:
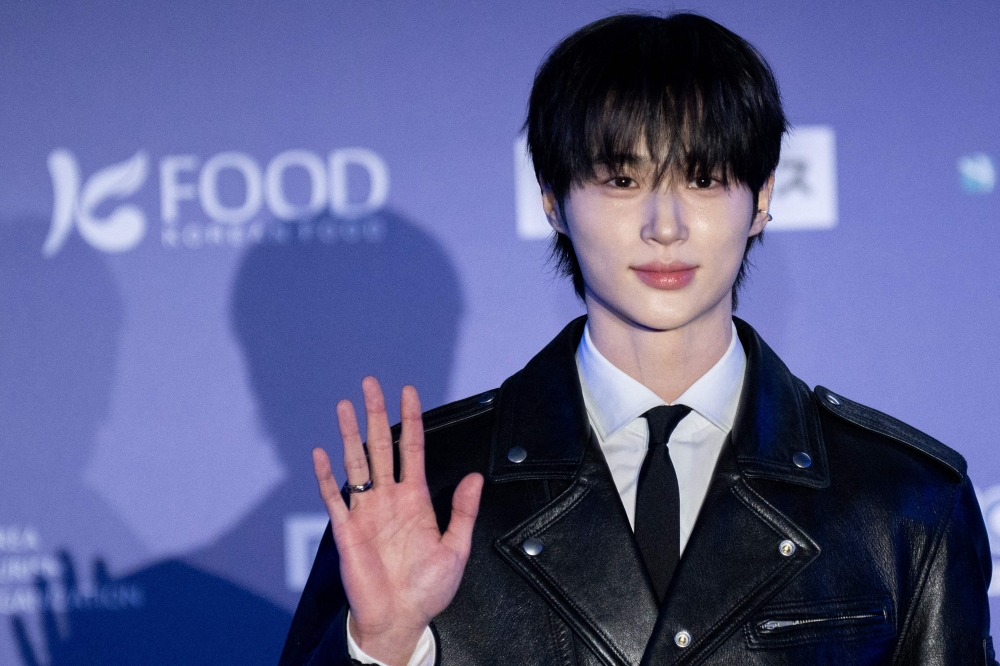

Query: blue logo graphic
left=958, top=153, right=995, bottom=193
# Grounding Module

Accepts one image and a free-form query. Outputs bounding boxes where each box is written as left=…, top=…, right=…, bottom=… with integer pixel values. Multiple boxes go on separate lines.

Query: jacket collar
left=487, top=315, right=829, bottom=489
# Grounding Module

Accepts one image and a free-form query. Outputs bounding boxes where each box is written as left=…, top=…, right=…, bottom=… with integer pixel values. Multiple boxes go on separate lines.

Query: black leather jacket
left=280, top=317, right=996, bottom=665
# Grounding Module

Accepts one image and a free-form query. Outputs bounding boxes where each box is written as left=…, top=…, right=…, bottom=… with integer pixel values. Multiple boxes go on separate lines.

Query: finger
left=362, top=376, right=395, bottom=485
left=398, top=385, right=425, bottom=485
left=441, top=472, right=484, bottom=558
left=337, top=399, right=370, bottom=489
left=313, top=447, right=350, bottom=525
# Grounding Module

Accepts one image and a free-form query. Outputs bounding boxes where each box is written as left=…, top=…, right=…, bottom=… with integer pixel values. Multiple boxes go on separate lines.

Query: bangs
left=527, top=13, right=785, bottom=200
left=585, top=84, right=741, bottom=190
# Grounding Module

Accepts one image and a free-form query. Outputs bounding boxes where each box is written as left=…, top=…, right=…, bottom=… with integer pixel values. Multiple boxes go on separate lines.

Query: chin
left=586, top=279, right=733, bottom=333
left=617, top=303, right=700, bottom=333
left=616, top=291, right=730, bottom=333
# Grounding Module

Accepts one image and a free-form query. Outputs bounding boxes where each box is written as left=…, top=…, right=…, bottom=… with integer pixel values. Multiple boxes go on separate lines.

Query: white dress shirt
left=576, top=322, right=746, bottom=552
left=348, top=322, right=746, bottom=665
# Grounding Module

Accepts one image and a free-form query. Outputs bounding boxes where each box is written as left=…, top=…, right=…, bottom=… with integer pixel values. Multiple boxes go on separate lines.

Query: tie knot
left=642, top=404, right=692, bottom=449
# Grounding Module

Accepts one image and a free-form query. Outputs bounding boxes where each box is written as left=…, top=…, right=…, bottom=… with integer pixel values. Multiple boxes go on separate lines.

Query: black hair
left=524, top=12, right=787, bottom=309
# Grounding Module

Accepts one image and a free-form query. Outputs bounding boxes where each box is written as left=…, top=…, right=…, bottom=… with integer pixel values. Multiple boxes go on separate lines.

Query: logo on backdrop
left=284, top=514, right=328, bottom=592
left=0, top=525, right=144, bottom=615
left=513, top=125, right=839, bottom=239
left=975, top=485, right=1000, bottom=596
left=44, top=148, right=390, bottom=256
left=958, top=153, right=995, bottom=194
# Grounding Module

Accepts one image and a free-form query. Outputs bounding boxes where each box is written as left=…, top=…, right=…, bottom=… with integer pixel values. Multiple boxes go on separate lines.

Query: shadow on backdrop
left=0, top=221, right=140, bottom=565
left=185, top=210, right=463, bottom=606
left=13, top=553, right=291, bottom=666
left=2, top=222, right=287, bottom=666
left=10, top=210, right=463, bottom=664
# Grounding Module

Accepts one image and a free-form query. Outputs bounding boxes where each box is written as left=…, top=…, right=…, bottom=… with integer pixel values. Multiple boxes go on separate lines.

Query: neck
left=584, top=295, right=733, bottom=404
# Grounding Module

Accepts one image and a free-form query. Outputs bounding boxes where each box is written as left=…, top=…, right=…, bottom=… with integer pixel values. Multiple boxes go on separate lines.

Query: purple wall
left=1, top=1, right=998, bottom=662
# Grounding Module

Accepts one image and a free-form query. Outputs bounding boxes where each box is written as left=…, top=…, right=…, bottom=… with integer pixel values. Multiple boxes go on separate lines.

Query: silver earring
left=758, top=209, right=773, bottom=222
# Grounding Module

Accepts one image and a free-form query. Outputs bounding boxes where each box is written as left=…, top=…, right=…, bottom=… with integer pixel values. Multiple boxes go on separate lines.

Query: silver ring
left=342, top=479, right=373, bottom=494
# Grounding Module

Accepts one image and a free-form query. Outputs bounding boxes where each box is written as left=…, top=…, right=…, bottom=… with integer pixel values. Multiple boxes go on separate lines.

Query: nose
left=642, top=191, right=687, bottom=245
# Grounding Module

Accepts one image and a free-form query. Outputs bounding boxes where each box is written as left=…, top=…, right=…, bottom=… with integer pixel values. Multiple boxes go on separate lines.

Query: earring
left=758, top=209, right=773, bottom=222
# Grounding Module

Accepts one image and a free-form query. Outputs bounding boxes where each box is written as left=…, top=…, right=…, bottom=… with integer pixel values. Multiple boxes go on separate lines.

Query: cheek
left=564, top=196, right=631, bottom=262
left=691, top=202, right=753, bottom=275
left=718, top=191, right=754, bottom=244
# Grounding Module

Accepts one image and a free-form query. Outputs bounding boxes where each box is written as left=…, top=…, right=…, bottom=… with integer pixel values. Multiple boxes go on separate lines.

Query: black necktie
left=635, top=404, right=692, bottom=604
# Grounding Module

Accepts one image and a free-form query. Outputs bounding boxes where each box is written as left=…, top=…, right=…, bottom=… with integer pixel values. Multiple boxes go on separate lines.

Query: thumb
left=441, top=473, right=484, bottom=558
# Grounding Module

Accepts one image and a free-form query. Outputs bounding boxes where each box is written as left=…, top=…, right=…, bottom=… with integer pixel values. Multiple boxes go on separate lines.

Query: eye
left=690, top=175, right=716, bottom=189
left=610, top=176, right=637, bottom=188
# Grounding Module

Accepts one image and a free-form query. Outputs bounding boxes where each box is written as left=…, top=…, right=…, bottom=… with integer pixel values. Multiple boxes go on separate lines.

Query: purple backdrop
left=1, top=1, right=998, bottom=663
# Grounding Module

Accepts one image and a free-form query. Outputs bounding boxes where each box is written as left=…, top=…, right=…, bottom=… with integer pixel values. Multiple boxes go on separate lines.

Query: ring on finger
left=341, top=479, right=373, bottom=494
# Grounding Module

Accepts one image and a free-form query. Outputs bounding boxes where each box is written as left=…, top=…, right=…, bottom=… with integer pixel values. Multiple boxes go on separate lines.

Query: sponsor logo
left=45, top=148, right=390, bottom=256
left=976, top=485, right=1000, bottom=596
left=513, top=136, right=551, bottom=241
left=513, top=125, right=839, bottom=239
left=958, top=153, right=995, bottom=194
left=768, top=126, right=838, bottom=230
left=0, top=525, right=144, bottom=615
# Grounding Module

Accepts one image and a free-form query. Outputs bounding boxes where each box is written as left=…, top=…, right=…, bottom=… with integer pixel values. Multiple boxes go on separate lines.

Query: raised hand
left=312, top=377, right=484, bottom=666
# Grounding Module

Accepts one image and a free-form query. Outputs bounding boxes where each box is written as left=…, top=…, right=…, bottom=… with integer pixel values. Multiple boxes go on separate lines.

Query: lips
left=632, top=261, right=697, bottom=290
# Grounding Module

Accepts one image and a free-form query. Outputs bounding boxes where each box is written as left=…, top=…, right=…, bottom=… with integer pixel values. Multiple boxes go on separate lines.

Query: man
left=280, top=13, right=995, bottom=666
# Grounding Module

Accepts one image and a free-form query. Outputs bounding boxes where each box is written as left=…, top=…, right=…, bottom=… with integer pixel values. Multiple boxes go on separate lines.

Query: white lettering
left=160, top=155, right=200, bottom=224
left=329, top=148, right=389, bottom=219
left=198, top=151, right=263, bottom=225
left=46, top=147, right=391, bottom=255
left=265, top=150, right=327, bottom=220
left=0, top=526, right=40, bottom=553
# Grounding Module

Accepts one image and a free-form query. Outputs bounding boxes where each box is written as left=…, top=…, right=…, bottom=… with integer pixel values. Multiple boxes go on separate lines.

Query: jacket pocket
left=745, top=596, right=894, bottom=649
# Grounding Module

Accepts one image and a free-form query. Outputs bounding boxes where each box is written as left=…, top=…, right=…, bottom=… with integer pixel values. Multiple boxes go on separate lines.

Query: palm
left=334, top=474, right=465, bottom=622
left=312, top=378, right=483, bottom=664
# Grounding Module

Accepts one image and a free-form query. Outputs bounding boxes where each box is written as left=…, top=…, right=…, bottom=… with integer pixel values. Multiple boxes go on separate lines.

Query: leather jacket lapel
left=487, top=317, right=590, bottom=483
left=641, top=320, right=829, bottom=664
left=487, top=316, right=831, bottom=665
left=729, top=318, right=829, bottom=490
left=488, top=317, right=658, bottom=665
left=495, top=435, right=659, bottom=666
left=639, top=442, right=821, bottom=665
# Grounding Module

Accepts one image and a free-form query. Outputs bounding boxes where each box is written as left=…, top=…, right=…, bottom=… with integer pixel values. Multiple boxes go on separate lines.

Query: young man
left=280, top=13, right=995, bottom=666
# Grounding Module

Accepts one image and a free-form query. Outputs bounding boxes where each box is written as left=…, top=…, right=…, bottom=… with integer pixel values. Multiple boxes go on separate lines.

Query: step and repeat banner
left=1, top=1, right=997, bottom=663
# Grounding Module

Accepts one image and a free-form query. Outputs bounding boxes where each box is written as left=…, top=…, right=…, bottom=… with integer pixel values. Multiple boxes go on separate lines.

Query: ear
left=750, top=173, right=775, bottom=237
left=540, top=182, right=569, bottom=235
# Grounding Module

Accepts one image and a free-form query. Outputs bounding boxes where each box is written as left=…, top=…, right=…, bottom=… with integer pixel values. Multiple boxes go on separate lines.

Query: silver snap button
left=792, top=452, right=812, bottom=469
left=478, top=390, right=496, bottom=405
left=507, top=446, right=527, bottom=463
left=826, top=393, right=840, bottom=405
left=674, top=630, right=691, bottom=648
left=522, top=537, right=543, bottom=556
left=779, top=539, right=796, bottom=557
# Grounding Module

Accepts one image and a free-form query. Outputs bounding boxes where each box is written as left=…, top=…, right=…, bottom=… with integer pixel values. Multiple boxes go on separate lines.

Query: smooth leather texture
left=280, top=317, right=996, bottom=666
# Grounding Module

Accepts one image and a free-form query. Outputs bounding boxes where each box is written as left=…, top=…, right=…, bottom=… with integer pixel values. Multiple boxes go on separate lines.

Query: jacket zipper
left=758, top=609, right=885, bottom=633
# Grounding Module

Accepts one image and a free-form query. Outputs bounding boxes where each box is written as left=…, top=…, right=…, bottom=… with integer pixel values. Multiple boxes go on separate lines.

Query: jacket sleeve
left=279, top=522, right=360, bottom=666
left=894, top=476, right=997, bottom=666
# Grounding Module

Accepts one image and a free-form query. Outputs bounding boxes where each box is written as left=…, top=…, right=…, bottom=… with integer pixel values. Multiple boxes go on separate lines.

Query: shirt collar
left=576, top=321, right=746, bottom=441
